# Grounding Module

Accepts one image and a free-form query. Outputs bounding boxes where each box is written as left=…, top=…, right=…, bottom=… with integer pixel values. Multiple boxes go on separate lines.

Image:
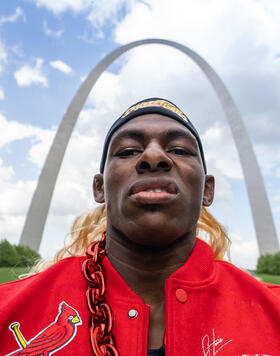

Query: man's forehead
left=110, top=114, right=197, bottom=143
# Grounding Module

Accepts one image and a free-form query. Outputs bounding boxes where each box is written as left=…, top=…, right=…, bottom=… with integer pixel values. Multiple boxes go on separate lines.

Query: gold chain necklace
left=82, top=232, right=119, bottom=356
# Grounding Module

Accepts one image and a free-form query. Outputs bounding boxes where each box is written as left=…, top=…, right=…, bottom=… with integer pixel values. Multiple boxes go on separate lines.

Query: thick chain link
left=83, top=233, right=120, bottom=356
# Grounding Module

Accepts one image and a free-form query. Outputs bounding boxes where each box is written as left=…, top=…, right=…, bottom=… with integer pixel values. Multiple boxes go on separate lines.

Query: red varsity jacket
left=1, top=238, right=280, bottom=355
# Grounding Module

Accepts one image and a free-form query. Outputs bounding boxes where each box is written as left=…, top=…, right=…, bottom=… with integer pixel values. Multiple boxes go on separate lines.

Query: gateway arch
left=20, top=38, right=279, bottom=255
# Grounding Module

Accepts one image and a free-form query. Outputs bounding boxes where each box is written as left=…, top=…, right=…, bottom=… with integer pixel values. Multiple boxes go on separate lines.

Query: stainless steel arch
left=20, top=38, right=279, bottom=254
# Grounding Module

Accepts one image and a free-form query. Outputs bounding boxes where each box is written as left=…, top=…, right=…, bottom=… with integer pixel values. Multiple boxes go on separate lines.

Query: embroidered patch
left=121, top=99, right=189, bottom=122
left=7, top=301, right=82, bottom=355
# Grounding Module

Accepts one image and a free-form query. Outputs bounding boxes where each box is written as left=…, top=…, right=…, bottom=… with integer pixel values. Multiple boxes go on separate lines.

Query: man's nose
left=136, top=144, right=173, bottom=173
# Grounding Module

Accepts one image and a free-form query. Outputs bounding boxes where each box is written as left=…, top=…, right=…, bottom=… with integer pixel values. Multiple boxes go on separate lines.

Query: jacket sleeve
left=261, top=281, right=280, bottom=298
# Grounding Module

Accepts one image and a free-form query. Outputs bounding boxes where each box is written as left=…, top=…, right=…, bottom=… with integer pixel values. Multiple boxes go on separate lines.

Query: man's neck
left=105, top=226, right=196, bottom=305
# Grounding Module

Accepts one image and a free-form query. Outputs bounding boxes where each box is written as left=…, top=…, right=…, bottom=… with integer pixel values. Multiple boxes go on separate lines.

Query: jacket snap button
left=128, top=309, right=138, bottom=318
left=175, top=288, right=187, bottom=303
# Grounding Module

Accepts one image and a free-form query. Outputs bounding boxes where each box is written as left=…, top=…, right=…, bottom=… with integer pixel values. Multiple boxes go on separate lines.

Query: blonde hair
left=26, top=205, right=230, bottom=276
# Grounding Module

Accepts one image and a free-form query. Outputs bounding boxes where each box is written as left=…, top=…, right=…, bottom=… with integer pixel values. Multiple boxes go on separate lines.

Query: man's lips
left=131, top=190, right=176, bottom=204
left=129, top=179, right=178, bottom=204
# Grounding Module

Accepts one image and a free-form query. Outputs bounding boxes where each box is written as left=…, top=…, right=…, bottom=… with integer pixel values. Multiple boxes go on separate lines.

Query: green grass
left=255, top=273, right=280, bottom=285
left=0, top=267, right=30, bottom=284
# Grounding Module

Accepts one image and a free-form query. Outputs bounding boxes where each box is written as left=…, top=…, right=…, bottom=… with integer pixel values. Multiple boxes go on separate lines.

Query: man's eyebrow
left=164, top=129, right=197, bottom=143
left=111, top=128, right=197, bottom=144
left=112, top=129, right=145, bottom=142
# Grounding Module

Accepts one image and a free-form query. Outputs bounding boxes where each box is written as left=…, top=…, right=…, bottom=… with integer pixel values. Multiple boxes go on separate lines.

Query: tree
left=0, top=240, right=19, bottom=267
left=15, top=244, right=41, bottom=267
left=256, top=252, right=280, bottom=275
left=0, top=239, right=41, bottom=267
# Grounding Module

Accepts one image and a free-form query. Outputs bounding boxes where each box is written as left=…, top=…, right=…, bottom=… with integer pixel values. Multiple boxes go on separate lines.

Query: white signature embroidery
left=202, top=328, right=232, bottom=356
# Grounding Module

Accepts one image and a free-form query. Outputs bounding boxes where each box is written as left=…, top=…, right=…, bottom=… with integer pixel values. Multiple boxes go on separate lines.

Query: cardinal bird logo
left=7, top=301, right=82, bottom=355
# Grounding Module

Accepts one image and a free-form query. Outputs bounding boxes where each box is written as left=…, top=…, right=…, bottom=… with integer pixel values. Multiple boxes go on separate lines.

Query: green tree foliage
left=14, top=245, right=41, bottom=267
left=0, top=240, right=18, bottom=267
left=0, top=239, right=41, bottom=267
left=256, top=252, right=280, bottom=275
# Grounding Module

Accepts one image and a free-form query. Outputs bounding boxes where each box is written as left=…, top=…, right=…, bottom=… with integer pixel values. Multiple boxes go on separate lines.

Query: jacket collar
left=102, top=238, right=215, bottom=302
left=169, top=238, right=215, bottom=284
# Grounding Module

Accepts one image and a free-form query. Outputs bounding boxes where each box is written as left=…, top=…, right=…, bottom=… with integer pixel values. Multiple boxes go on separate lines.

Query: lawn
left=255, top=273, right=280, bottom=285
left=0, top=267, right=30, bottom=284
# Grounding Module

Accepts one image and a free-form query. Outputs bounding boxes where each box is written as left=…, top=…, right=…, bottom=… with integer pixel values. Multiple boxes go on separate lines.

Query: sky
left=0, top=0, right=279, bottom=269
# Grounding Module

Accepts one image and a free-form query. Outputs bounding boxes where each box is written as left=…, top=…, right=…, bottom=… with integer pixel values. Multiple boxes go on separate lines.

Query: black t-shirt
left=148, top=347, right=165, bottom=356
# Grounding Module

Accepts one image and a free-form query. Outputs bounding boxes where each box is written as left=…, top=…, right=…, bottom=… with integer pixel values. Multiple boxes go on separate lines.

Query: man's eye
left=116, top=149, right=140, bottom=157
left=168, top=148, right=194, bottom=156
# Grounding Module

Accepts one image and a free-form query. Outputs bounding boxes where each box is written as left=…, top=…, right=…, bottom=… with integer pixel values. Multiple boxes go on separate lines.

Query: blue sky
left=0, top=0, right=280, bottom=268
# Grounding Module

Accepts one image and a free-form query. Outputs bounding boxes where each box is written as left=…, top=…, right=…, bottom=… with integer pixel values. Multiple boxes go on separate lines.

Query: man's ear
left=202, top=175, right=215, bottom=207
left=93, top=173, right=105, bottom=203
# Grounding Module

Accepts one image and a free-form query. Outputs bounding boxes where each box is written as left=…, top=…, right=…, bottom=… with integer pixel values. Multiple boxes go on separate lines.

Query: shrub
left=256, top=252, right=280, bottom=275
left=0, top=240, right=18, bottom=267
left=0, top=239, right=41, bottom=267
left=14, top=244, right=41, bottom=267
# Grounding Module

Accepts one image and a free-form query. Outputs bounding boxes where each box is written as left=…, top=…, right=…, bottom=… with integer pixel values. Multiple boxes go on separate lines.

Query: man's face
left=94, top=114, right=214, bottom=246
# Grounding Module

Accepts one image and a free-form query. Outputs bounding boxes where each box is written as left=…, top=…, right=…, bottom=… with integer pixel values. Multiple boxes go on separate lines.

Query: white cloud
left=87, top=71, right=122, bottom=111
left=0, top=112, right=102, bottom=253
left=30, top=0, right=93, bottom=14
left=230, top=232, right=259, bottom=269
left=0, top=179, right=37, bottom=244
left=49, top=60, right=73, bottom=75
left=0, top=179, right=36, bottom=216
left=0, top=87, right=4, bottom=100
left=0, top=113, right=43, bottom=148
left=14, top=58, right=48, bottom=87
left=254, top=144, right=280, bottom=177
left=43, top=20, right=64, bottom=38
left=0, top=39, right=8, bottom=73
left=273, top=191, right=280, bottom=213
left=87, top=0, right=135, bottom=29
left=0, top=213, right=25, bottom=244
left=0, top=7, right=26, bottom=24
left=29, top=0, right=135, bottom=31
left=0, top=158, right=14, bottom=181
left=0, top=114, right=56, bottom=245
left=0, top=112, right=55, bottom=171
left=207, top=162, right=233, bottom=205
left=114, top=0, right=280, bottom=59
left=202, top=124, right=243, bottom=180
left=28, top=129, right=56, bottom=168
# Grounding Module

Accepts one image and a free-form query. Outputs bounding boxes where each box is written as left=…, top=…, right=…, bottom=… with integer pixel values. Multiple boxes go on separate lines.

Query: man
left=1, top=98, right=280, bottom=355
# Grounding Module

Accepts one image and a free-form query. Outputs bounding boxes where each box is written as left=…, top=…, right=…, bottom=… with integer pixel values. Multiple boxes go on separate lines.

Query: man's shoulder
left=0, top=256, right=90, bottom=355
left=214, top=259, right=280, bottom=297
left=260, top=281, right=280, bottom=297
left=0, top=256, right=86, bottom=303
